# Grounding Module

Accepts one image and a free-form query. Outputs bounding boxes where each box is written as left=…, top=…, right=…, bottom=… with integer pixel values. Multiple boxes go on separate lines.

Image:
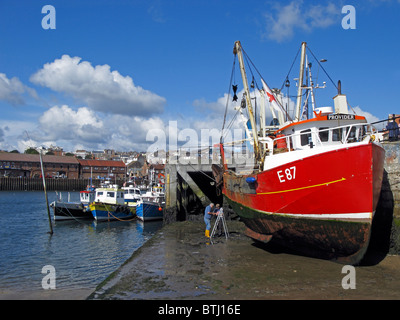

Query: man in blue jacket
left=204, top=203, right=214, bottom=238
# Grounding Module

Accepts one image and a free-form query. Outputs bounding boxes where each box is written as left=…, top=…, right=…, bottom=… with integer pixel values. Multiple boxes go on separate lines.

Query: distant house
left=0, top=153, right=79, bottom=178
left=75, top=150, right=89, bottom=159
left=127, top=161, right=144, bottom=178
left=78, top=159, right=126, bottom=180
left=148, top=163, right=165, bottom=185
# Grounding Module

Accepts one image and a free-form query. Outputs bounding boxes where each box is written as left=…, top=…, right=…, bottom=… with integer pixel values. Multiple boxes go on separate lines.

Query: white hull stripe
left=264, top=211, right=373, bottom=220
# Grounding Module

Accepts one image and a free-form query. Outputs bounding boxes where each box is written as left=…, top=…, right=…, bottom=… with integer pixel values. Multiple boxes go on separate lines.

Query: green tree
left=24, top=148, right=39, bottom=154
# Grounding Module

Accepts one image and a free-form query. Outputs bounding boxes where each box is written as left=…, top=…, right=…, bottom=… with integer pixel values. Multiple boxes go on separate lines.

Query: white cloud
left=0, top=120, right=38, bottom=152
left=263, top=1, right=340, bottom=42
left=38, top=105, right=107, bottom=144
left=352, top=106, right=380, bottom=123
left=0, top=73, right=38, bottom=106
left=30, top=55, right=166, bottom=116
left=36, top=105, right=168, bottom=152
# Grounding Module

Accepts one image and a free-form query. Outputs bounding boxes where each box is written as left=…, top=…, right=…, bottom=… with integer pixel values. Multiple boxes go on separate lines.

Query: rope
left=280, top=45, right=301, bottom=91
left=221, top=55, right=237, bottom=137
left=103, top=203, right=137, bottom=222
left=54, top=194, right=90, bottom=225
left=307, top=46, right=338, bottom=90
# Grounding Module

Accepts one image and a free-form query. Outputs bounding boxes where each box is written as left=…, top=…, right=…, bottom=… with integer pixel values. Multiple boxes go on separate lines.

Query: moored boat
left=216, top=41, right=385, bottom=264
left=122, top=183, right=142, bottom=214
left=136, top=201, right=163, bottom=221
left=50, top=186, right=96, bottom=221
left=89, top=185, right=135, bottom=221
left=136, top=186, right=164, bottom=221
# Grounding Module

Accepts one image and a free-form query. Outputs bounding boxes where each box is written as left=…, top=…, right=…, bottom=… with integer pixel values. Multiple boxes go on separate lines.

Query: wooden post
left=39, top=152, right=53, bottom=235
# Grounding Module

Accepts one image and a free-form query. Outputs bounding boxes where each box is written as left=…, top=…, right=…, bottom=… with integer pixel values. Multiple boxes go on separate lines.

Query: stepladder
left=210, top=209, right=229, bottom=243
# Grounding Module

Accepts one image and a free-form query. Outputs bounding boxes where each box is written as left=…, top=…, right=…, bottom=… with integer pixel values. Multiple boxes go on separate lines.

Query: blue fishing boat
left=136, top=186, right=164, bottom=221
left=136, top=201, right=163, bottom=221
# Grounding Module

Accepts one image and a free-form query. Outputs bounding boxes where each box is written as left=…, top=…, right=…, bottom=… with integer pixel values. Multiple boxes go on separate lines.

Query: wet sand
left=0, top=288, right=93, bottom=300
left=89, top=220, right=400, bottom=300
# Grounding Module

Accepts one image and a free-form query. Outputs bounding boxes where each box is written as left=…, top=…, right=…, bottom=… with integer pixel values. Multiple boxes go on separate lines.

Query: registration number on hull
left=277, top=166, right=296, bottom=183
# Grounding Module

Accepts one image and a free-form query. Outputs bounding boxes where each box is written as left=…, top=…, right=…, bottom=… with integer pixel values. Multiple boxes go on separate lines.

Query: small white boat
left=123, top=184, right=142, bottom=211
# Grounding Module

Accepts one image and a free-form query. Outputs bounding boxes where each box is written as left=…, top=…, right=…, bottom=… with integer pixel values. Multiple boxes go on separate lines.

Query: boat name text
left=327, top=114, right=355, bottom=120
left=277, top=166, right=296, bottom=183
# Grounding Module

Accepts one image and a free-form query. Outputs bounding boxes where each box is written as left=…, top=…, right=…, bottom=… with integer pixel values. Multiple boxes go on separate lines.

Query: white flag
left=261, top=78, right=282, bottom=114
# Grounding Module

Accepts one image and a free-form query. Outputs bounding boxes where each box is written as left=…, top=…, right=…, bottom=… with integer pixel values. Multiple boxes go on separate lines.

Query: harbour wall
left=382, top=141, right=400, bottom=219
left=378, top=141, right=400, bottom=254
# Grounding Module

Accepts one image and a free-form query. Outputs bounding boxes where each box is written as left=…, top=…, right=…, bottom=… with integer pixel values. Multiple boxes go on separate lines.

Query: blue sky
left=0, top=0, right=399, bottom=152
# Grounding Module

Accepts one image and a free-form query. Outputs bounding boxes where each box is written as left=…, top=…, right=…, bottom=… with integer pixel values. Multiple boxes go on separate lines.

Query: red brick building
left=78, top=159, right=126, bottom=180
left=0, top=153, right=79, bottom=178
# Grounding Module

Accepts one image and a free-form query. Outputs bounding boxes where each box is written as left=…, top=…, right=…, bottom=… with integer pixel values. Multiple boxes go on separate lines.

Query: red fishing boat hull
left=223, top=142, right=385, bottom=264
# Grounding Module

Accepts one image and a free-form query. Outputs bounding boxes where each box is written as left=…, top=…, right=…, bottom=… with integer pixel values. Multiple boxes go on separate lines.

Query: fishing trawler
left=217, top=41, right=385, bottom=264
left=136, top=185, right=164, bottom=221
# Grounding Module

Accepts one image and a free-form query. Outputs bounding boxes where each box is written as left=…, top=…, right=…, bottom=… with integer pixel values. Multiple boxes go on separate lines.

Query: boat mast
left=308, top=60, right=316, bottom=115
left=295, top=42, right=307, bottom=121
left=233, top=41, right=261, bottom=163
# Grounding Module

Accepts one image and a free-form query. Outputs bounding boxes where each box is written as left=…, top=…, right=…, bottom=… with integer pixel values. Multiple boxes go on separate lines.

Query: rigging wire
left=307, top=46, right=338, bottom=91
left=279, top=45, right=301, bottom=91
left=221, top=55, right=237, bottom=139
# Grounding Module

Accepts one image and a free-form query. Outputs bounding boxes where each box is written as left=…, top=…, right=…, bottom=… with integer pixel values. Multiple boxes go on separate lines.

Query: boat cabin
left=261, top=111, right=378, bottom=171
left=277, top=114, right=368, bottom=149
left=94, top=186, right=125, bottom=205
left=80, top=190, right=96, bottom=205
left=123, top=185, right=142, bottom=205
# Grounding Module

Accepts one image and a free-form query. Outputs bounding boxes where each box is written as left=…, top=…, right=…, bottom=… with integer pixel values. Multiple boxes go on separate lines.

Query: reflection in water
left=0, top=191, right=162, bottom=293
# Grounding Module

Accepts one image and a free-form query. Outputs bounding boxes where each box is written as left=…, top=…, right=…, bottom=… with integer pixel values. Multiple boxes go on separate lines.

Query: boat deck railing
left=264, top=122, right=378, bottom=156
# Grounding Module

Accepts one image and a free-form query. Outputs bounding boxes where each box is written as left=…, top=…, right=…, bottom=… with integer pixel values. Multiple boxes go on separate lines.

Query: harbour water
left=0, top=191, right=162, bottom=298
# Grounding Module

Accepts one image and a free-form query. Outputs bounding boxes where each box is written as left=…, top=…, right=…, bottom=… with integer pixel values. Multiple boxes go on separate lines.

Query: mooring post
left=39, top=151, right=53, bottom=235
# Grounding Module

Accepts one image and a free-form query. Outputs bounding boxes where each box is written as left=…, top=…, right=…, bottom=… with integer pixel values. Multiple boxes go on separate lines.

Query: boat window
left=300, top=129, right=311, bottom=146
left=107, top=192, right=115, bottom=197
left=332, top=128, right=343, bottom=142
left=347, top=126, right=357, bottom=142
left=97, top=191, right=103, bottom=196
left=318, top=127, right=329, bottom=142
